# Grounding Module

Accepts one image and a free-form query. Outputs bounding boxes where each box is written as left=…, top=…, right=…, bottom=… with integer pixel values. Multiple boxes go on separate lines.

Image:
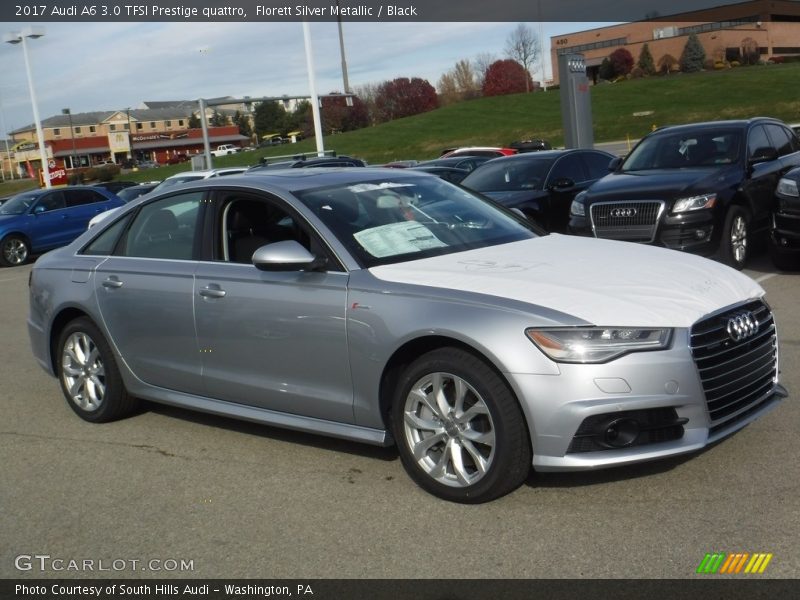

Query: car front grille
left=690, top=300, right=778, bottom=435
left=774, top=210, right=800, bottom=234
left=590, top=200, right=664, bottom=242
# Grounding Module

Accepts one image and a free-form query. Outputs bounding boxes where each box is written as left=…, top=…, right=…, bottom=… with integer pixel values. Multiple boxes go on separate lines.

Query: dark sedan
left=460, top=149, right=615, bottom=232
left=415, top=156, right=492, bottom=172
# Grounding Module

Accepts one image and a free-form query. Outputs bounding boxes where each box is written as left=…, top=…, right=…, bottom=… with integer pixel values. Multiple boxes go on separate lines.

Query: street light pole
left=4, top=27, right=50, bottom=188
left=62, top=108, right=78, bottom=169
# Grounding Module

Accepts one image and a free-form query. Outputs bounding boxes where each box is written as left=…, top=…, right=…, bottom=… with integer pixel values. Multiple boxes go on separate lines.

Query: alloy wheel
left=61, top=332, right=106, bottom=412
left=2, top=238, right=28, bottom=265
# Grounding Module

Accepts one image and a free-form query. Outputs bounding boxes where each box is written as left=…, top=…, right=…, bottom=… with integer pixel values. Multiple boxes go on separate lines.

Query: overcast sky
left=0, top=20, right=615, bottom=135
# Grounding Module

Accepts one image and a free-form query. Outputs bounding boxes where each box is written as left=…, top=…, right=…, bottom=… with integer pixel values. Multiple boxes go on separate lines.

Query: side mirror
left=549, top=177, right=575, bottom=191
left=32, top=205, right=46, bottom=214
left=252, top=240, right=325, bottom=271
left=608, top=156, right=624, bottom=172
left=749, top=147, right=779, bottom=165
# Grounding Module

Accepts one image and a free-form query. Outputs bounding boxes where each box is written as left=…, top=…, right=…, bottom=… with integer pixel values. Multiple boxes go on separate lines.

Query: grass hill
left=3, top=62, right=799, bottom=193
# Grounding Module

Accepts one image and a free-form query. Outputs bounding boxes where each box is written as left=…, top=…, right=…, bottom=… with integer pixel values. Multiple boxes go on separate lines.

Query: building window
left=110, top=124, right=116, bottom=131
left=178, top=120, right=184, bottom=126
left=89, top=126, right=96, bottom=133
left=124, top=123, right=130, bottom=130
left=53, top=128, right=61, bottom=135
left=74, top=127, right=81, bottom=134
left=136, top=123, right=143, bottom=130
left=166, top=120, right=172, bottom=127
left=150, top=122, right=156, bottom=129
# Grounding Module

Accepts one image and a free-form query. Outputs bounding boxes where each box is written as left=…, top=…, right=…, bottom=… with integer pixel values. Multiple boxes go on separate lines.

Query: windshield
left=296, top=176, right=536, bottom=268
left=623, top=130, right=742, bottom=171
left=461, top=158, right=554, bottom=192
left=0, top=192, right=39, bottom=215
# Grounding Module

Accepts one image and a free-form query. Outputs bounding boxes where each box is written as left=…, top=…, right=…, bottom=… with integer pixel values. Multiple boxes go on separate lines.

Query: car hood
left=585, top=167, right=735, bottom=201
left=368, top=235, right=762, bottom=328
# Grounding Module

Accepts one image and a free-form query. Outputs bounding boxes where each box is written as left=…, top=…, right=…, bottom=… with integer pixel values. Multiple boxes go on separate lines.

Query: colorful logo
left=696, top=552, right=773, bottom=574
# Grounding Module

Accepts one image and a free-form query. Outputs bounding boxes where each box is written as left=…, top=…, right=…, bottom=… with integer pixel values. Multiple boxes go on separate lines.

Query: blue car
left=0, top=186, right=123, bottom=266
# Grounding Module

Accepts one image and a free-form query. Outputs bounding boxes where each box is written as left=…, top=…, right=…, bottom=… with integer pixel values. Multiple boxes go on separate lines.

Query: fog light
left=603, top=418, right=640, bottom=448
left=781, top=238, right=788, bottom=247
left=694, top=229, right=707, bottom=240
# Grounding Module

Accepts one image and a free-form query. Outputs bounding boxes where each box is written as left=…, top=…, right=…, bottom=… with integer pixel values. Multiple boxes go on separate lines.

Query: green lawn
left=3, top=62, right=799, bottom=193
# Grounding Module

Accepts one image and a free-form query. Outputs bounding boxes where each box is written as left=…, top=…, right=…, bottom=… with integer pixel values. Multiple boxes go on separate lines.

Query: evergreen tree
left=638, top=43, right=656, bottom=75
left=188, top=113, right=201, bottom=129
left=680, top=33, right=706, bottom=73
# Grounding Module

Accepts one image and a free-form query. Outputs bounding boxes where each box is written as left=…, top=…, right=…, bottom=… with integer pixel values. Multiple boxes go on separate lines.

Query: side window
left=65, top=189, right=106, bottom=207
left=82, top=213, right=134, bottom=256
left=221, top=195, right=311, bottom=264
left=764, top=124, right=793, bottom=157
left=747, top=125, right=771, bottom=159
left=548, top=154, right=587, bottom=184
left=33, top=192, right=66, bottom=213
left=120, top=192, right=203, bottom=260
left=582, top=152, right=615, bottom=179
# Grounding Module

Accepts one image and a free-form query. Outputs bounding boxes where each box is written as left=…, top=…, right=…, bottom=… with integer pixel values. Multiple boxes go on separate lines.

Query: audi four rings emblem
left=726, top=312, right=759, bottom=342
left=610, top=208, right=637, bottom=218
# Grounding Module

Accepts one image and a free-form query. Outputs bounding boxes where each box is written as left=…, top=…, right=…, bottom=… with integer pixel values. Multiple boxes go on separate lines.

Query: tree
left=482, top=59, right=533, bottom=96
left=453, top=59, right=479, bottom=99
left=473, top=52, right=497, bottom=89
left=680, top=33, right=706, bottom=72
left=609, top=48, right=634, bottom=77
left=233, top=110, right=252, bottom=139
left=741, top=37, right=760, bottom=65
left=210, top=110, right=228, bottom=127
left=351, top=83, right=380, bottom=125
left=437, top=72, right=460, bottom=105
left=637, top=43, right=656, bottom=75
left=373, top=77, right=439, bottom=123
left=320, top=93, right=370, bottom=134
left=658, top=53, right=679, bottom=75
left=253, top=101, right=287, bottom=139
left=188, top=113, right=201, bottom=129
left=598, top=57, right=614, bottom=81
left=504, top=24, right=540, bottom=92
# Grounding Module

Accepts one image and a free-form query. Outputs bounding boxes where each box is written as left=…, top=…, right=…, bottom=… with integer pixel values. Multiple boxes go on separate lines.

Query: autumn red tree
left=320, top=93, right=370, bottom=133
left=609, top=48, right=635, bottom=77
left=481, top=59, right=533, bottom=97
left=373, top=77, right=439, bottom=123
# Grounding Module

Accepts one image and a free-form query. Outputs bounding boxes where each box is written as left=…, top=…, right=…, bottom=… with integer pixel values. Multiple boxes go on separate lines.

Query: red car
left=441, top=146, right=518, bottom=158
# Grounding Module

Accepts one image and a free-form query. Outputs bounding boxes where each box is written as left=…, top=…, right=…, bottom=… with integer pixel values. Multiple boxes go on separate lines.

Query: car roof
left=650, top=117, right=788, bottom=135
left=482, top=149, right=611, bottom=162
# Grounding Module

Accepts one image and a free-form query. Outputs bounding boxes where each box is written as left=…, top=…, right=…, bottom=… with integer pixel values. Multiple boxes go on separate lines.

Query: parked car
left=0, top=186, right=123, bottom=266
left=28, top=169, right=785, bottom=502
left=116, top=182, right=161, bottom=203
left=768, top=166, right=800, bottom=269
left=415, top=156, right=492, bottom=172
left=441, top=147, right=518, bottom=159
left=460, top=149, right=615, bottom=232
left=0, top=195, right=11, bottom=207
left=148, top=168, right=249, bottom=195
left=211, top=144, right=240, bottom=157
left=568, top=118, right=800, bottom=269
left=509, top=139, right=552, bottom=153
left=92, top=181, right=139, bottom=194
left=409, top=165, right=471, bottom=184
left=165, top=153, right=190, bottom=165
left=249, top=155, right=367, bottom=170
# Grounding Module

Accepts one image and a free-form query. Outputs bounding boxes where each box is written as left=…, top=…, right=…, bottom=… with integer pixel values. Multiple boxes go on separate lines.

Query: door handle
left=102, top=277, right=123, bottom=289
left=199, top=286, right=226, bottom=299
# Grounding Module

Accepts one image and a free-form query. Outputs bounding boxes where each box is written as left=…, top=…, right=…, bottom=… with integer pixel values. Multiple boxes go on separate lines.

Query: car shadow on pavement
left=145, top=402, right=399, bottom=462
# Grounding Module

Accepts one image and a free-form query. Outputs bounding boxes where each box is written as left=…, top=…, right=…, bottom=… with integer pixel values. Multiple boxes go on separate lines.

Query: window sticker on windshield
left=354, top=221, right=446, bottom=258
left=348, top=182, right=415, bottom=193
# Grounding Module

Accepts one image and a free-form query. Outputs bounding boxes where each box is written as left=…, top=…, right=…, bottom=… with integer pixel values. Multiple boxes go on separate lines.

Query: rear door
left=28, top=190, right=69, bottom=251
left=64, top=189, right=115, bottom=239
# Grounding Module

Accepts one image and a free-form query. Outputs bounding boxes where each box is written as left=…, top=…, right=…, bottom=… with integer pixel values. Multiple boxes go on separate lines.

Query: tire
left=718, top=206, right=749, bottom=270
left=0, top=235, right=29, bottom=267
left=768, top=239, right=799, bottom=271
left=391, top=347, right=532, bottom=503
left=56, top=317, right=138, bottom=423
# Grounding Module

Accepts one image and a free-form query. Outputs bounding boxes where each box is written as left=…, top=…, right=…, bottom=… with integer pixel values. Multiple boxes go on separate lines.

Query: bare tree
left=473, top=52, right=497, bottom=90
left=437, top=72, right=459, bottom=105
left=453, top=59, right=478, bottom=99
left=504, top=23, right=540, bottom=92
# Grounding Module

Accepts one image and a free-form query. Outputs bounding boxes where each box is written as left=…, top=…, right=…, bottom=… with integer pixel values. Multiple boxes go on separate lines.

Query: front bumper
left=507, top=326, right=784, bottom=472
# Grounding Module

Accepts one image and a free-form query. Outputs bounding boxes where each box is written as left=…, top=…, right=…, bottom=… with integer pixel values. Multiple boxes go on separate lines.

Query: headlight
left=526, top=327, right=672, bottom=363
left=673, top=193, right=716, bottom=213
left=777, top=178, right=799, bottom=197
left=570, top=192, right=586, bottom=217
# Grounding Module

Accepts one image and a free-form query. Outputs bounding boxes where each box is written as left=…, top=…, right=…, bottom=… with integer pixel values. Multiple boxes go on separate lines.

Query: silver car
left=28, top=169, right=786, bottom=503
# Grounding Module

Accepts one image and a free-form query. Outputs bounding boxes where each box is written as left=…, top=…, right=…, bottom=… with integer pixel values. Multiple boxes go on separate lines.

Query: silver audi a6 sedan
left=28, top=169, right=786, bottom=503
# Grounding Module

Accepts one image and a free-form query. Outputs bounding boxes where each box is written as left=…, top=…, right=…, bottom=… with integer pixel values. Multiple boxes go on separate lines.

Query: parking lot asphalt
left=1, top=251, right=798, bottom=580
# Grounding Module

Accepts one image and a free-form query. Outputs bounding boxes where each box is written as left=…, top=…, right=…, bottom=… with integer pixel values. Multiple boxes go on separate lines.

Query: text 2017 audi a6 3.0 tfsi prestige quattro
left=28, top=169, right=787, bottom=502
